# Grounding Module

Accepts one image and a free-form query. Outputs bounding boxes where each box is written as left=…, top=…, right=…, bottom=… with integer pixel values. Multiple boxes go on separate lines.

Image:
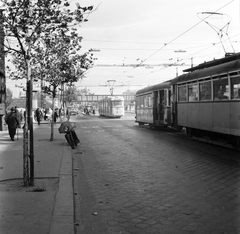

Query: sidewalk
left=0, top=121, right=75, bottom=234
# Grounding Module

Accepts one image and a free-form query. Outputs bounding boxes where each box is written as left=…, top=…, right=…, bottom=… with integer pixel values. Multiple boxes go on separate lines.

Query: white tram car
left=98, top=96, right=124, bottom=118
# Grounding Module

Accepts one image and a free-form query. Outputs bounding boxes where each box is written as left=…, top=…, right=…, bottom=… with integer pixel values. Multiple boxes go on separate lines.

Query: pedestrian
left=15, top=106, right=21, bottom=128
left=66, top=109, right=70, bottom=121
left=54, top=108, right=59, bottom=123
left=35, top=108, right=42, bottom=125
left=46, top=107, right=52, bottom=124
left=5, top=107, right=20, bottom=141
left=44, top=109, right=47, bottom=120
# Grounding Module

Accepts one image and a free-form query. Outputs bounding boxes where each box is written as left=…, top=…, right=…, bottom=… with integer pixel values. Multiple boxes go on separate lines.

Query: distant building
left=7, top=98, right=26, bottom=111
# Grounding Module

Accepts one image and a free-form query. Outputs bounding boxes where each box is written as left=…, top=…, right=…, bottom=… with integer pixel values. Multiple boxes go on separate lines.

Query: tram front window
left=112, top=101, right=123, bottom=106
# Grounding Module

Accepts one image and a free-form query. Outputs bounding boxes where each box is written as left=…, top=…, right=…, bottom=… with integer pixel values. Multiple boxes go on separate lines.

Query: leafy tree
left=64, top=85, right=78, bottom=105
left=34, top=32, right=93, bottom=140
left=1, top=0, right=94, bottom=186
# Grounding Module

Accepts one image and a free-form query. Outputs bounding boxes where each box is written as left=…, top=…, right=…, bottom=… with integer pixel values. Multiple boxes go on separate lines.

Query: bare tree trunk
left=23, top=117, right=29, bottom=186
left=50, top=86, right=55, bottom=141
left=23, top=60, right=30, bottom=186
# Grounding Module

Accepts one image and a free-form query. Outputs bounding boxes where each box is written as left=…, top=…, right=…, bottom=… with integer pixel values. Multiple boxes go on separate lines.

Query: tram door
left=153, top=91, right=158, bottom=124
left=158, top=90, right=165, bottom=124
left=153, top=90, right=165, bottom=125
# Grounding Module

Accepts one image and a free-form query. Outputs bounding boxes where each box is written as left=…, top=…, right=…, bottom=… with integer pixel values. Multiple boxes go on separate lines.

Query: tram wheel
left=232, top=136, right=240, bottom=150
left=186, top=127, right=192, bottom=138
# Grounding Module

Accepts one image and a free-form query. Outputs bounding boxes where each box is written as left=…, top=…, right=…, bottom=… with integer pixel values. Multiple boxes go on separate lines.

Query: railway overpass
left=76, top=94, right=135, bottom=110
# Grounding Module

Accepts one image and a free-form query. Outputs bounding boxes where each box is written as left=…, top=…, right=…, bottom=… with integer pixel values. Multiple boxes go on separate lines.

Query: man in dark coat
left=35, top=108, right=42, bottom=125
left=5, top=107, right=20, bottom=141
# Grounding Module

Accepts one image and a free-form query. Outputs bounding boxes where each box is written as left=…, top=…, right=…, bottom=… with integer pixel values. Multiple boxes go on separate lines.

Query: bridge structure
left=76, top=94, right=135, bottom=108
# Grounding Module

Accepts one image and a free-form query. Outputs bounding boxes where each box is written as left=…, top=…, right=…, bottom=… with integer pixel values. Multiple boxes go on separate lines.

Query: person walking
left=35, top=108, right=42, bottom=125
left=5, top=107, right=20, bottom=141
left=14, top=106, right=21, bottom=128
left=66, top=109, right=70, bottom=121
left=53, top=108, right=59, bottom=123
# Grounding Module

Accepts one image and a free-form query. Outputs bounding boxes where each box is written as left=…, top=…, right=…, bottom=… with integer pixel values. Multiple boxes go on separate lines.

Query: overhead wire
left=130, top=31, right=240, bottom=84
left=104, top=0, right=236, bottom=83
left=79, top=0, right=237, bottom=91
left=134, top=0, right=235, bottom=66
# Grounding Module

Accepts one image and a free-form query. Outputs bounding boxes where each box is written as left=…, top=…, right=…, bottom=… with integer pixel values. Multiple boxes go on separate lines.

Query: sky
left=7, top=0, right=240, bottom=97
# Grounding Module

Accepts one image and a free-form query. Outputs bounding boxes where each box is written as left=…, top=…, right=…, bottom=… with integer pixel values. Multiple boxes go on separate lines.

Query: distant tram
left=135, top=52, right=240, bottom=149
left=98, top=96, right=124, bottom=118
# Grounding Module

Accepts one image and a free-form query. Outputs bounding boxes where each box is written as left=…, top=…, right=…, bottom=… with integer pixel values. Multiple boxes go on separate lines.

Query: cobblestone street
left=73, top=115, right=240, bottom=234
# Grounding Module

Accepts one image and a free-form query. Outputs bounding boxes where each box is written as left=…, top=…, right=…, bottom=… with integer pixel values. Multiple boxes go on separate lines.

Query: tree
left=1, top=0, right=94, bottom=186
left=65, top=85, right=78, bottom=105
left=5, top=87, right=12, bottom=108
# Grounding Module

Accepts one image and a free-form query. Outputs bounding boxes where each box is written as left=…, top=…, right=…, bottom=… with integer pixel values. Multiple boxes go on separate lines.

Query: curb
left=49, top=133, right=74, bottom=234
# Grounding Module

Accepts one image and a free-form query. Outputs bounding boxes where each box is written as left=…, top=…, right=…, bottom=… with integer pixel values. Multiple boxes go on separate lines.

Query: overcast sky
left=9, top=0, right=240, bottom=96
left=75, top=0, right=240, bottom=95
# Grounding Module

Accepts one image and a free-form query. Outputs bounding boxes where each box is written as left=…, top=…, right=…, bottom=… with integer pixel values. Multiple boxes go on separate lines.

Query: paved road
left=72, top=113, right=240, bottom=234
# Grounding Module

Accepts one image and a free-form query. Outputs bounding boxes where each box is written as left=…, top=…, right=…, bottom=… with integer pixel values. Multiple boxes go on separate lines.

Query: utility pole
left=0, top=10, right=6, bottom=131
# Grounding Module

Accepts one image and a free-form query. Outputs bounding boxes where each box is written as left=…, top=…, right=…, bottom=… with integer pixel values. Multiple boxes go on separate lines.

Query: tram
left=135, top=80, right=172, bottom=128
left=98, top=96, right=124, bottom=118
left=135, top=52, right=240, bottom=149
left=171, top=52, right=240, bottom=148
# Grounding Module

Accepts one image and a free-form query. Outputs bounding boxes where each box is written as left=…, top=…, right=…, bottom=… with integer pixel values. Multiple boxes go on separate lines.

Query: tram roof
left=171, top=58, right=240, bottom=84
left=184, top=52, right=240, bottom=72
left=136, top=80, right=172, bottom=96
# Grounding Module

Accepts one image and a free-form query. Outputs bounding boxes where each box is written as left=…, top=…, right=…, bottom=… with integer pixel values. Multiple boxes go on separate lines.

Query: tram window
left=144, top=96, right=148, bottom=107
left=213, top=78, right=229, bottom=100
left=136, top=97, right=139, bottom=108
left=188, top=83, right=198, bottom=101
left=178, top=85, right=187, bottom=102
left=149, top=95, right=153, bottom=107
left=200, top=81, right=212, bottom=101
left=231, top=76, right=240, bottom=99
left=140, top=96, right=144, bottom=107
